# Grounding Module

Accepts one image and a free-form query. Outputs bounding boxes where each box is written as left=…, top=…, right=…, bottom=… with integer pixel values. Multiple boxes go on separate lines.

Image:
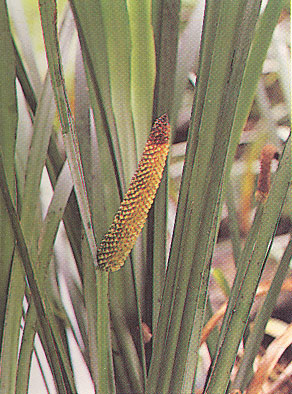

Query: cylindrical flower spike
left=96, top=114, right=170, bottom=272
left=255, top=144, right=279, bottom=203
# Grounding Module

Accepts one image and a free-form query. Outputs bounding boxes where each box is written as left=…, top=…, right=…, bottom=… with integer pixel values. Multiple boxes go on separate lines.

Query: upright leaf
left=0, top=4, right=18, bottom=392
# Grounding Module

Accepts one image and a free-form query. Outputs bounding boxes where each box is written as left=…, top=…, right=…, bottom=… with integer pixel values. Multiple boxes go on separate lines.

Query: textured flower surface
left=255, top=144, right=279, bottom=203
left=96, top=114, right=170, bottom=272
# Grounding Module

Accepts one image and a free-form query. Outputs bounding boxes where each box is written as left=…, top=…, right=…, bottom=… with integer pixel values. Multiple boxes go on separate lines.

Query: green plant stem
left=39, top=0, right=96, bottom=262
left=204, top=136, right=291, bottom=394
left=147, top=1, right=262, bottom=392
left=0, top=149, right=76, bottom=394
left=231, top=235, right=292, bottom=391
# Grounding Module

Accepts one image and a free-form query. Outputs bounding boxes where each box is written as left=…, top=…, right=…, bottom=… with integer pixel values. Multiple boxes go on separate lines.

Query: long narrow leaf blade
left=39, top=0, right=96, bottom=260
left=147, top=1, right=263, bottom=392
left=0, top=150, right=75, bottom=394
left=204, top=135, right=291, bottom=394
left=0, top=3, right=18, bottom=392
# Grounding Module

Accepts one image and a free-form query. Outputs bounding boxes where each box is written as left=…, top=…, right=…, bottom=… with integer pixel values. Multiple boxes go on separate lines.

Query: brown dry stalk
left=201, top=278, right=292, bottom=345
left=246, top=322, right=292, bottom=394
